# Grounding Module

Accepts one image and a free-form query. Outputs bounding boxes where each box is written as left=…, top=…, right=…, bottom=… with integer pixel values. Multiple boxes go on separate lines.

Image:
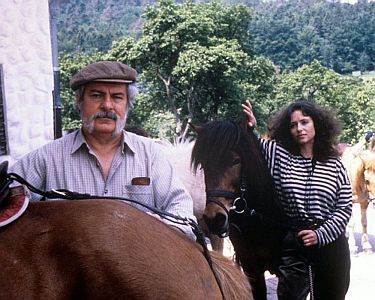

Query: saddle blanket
left=0, top=186, right=29, bottom=227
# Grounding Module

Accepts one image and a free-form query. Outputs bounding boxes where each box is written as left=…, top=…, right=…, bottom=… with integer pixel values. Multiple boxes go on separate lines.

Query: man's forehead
left=85, top=82, right=127, bottom=92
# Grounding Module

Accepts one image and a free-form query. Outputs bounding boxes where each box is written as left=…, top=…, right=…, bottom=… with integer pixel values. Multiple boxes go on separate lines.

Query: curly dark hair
left=268, top=99, right=342, bottom=161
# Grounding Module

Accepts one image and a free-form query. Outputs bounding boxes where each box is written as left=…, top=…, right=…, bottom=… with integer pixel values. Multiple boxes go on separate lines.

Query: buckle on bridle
left=232, top=196, right=247, bottom=213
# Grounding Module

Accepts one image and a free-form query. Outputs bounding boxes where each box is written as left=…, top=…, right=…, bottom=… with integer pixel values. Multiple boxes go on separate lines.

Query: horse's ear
left=189, top=123, right=204, bottom=135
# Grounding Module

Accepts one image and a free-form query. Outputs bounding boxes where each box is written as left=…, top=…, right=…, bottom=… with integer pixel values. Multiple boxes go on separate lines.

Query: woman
left=242, top=99, right=352, bottom=300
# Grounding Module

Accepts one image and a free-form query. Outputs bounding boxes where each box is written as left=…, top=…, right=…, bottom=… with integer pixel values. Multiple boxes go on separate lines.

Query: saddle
left=0, top=186, right=29, bottom=227
left=0, top=161, right=29, bottom=227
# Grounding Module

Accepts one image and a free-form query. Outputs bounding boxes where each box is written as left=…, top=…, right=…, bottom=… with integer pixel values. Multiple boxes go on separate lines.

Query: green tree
left=108, top=0, right=276, bottom=140
left=249, top=0, right=375, bottom=74
left=58, top=1, right=375, bottom=143
left=57, top=0, right=146, bottom=54
left=267, top=60, right=374, bottom=143
left=349, top=79, right=375, bottom=142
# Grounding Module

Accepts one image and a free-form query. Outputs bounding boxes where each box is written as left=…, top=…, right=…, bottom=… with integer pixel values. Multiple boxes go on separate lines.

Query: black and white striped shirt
left=260, top=139, right=352, bottom=247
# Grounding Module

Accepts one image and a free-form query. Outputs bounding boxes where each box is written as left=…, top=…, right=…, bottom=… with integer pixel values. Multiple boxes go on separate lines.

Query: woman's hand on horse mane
left=242, top=99, right=257, bottom=129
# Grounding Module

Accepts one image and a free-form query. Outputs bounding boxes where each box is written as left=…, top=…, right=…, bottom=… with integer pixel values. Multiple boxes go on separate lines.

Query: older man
left=10, top=61, right=196, bottom=238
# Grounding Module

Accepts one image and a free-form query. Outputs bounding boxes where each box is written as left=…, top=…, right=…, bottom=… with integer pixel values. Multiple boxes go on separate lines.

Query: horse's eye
left=232, top=158, right=241, bottom=166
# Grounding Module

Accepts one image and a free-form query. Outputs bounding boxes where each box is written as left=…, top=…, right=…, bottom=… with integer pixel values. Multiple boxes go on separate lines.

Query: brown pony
left=191, top=120, right=290, bottom=300
left=342, top=149, right=375, bottom=253
left=0, top=198, right=251, bottom=299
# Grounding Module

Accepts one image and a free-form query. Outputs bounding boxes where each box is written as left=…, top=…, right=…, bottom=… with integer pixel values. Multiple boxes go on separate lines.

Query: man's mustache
left=93, top=111, right=118, bottom=120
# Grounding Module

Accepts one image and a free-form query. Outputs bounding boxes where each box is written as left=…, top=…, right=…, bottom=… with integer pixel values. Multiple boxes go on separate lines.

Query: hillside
left=57, top=0, right=375, bottom=73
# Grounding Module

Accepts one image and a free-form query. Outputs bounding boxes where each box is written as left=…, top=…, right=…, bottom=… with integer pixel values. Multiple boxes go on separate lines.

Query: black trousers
left=277, top=232, right=350, bottom=300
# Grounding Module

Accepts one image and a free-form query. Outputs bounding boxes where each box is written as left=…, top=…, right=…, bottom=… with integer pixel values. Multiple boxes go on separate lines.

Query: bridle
left=205, top=153, right=250, bottom=216
left=205, top=169, right=257, bottom=238
left=206, top=185, right=249, bottom=216
left=206, top=159, right=255, bottom=217
left=205, top=171, right=297, bottom=236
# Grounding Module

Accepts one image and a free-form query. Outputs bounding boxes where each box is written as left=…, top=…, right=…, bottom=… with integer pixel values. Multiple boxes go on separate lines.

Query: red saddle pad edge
left=0, top=187, right=30, bottom=227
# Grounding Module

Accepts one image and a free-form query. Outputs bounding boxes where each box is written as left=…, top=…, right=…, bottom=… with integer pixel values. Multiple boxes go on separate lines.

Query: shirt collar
left=71, top=129, right=136, bottom=154
left=123, top=131, right=137, bottom=154
left=71, top=129, right=87, bottom=154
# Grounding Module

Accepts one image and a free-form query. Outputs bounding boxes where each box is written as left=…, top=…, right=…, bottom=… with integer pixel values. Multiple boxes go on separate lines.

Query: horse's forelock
left=192, top=121, right=240, bottom=171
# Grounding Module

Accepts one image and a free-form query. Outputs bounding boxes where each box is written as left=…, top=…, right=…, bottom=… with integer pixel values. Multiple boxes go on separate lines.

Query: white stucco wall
left=0, top=0, right=54, bottom=166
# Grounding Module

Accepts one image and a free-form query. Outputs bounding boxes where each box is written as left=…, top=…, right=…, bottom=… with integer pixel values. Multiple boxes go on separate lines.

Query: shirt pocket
left=123, top=185, right=154, bottom=212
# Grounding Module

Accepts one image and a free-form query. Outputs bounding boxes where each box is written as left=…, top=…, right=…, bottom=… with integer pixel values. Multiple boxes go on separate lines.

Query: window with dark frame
left=0, top=65, right=9, bottom=155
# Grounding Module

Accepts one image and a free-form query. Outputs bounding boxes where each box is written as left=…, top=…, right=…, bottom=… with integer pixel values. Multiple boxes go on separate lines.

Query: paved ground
left=344, top=202, right=375, bottom=300
left=265, top=202, right=375, bottom=299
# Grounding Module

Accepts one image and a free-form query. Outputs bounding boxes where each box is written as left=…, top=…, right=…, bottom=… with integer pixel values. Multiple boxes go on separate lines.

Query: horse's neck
left=159, top=140, right=206, bottom=213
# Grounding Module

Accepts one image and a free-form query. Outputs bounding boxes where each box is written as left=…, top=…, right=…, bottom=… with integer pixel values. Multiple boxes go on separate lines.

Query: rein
left=2, top=169, right=228, bottom=300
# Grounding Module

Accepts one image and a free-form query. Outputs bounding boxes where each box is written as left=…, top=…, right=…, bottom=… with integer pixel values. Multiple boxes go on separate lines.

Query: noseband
left=205, top=157, right=251, bottom=218
left=205, top=183, right=251, bottom=238
left=206, top=183, right=249, bottom=215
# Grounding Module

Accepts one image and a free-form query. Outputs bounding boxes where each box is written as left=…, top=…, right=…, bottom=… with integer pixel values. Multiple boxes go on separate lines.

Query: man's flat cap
left=70, top=61, right=137, bottom=90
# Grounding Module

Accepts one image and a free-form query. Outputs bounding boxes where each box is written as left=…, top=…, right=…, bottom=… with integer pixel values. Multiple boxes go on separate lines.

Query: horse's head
left=343, top=150, right=375, bottom=203
left=191, top=120, right=274, bottom=237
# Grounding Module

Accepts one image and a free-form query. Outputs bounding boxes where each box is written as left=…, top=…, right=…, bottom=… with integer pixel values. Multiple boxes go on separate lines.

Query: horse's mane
left=191, top=120, right=285, bottom=219
left=191, top=121, right=264, bottom=176
left=364, top=152, right=375, bottom=171
left=365, top=153, right=375, bottom=198
left=157, top=138, right=206, bottom=216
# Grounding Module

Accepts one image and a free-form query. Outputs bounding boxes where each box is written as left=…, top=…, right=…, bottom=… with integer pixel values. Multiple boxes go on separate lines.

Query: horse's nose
left=203, top=213, right=228, bottom=236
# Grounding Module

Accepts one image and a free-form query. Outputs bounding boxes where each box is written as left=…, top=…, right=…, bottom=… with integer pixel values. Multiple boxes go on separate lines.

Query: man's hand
left=242, top=99, right=257, bottom=129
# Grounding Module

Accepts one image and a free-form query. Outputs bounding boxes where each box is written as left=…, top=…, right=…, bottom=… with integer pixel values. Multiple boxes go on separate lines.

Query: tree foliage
left=250, top=0, right=375, bottom=73
left=107, top=0, right=276, bottom=140
left=57, top=0, right=375, bottom=74
left=56, top=0, right=149, bottom=54
left=258, top=60, right=375, bottom=143
left=58, top=0, right=375, bottom=144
